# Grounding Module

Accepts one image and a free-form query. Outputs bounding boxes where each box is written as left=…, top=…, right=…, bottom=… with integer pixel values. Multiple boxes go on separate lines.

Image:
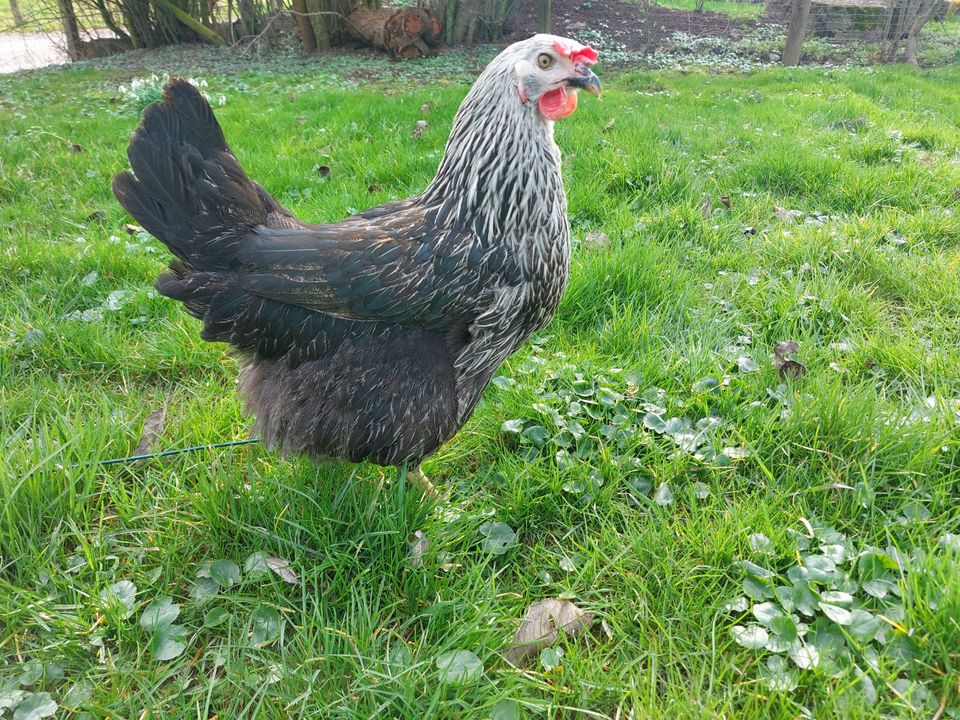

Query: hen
left=112, top=34, right=600, bottom=485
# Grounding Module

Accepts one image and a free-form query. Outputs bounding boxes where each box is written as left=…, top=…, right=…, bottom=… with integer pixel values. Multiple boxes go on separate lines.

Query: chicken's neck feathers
left=420, top=64, right=568, bottom=276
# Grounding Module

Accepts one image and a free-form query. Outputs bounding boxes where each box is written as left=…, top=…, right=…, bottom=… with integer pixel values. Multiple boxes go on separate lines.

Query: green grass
left=649, top=0, right=765, bottom=21
left=2, top=61, right=960, bottom=718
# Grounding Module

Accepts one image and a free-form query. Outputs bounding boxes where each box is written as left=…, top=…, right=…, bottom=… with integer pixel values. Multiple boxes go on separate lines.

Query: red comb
left=552, top=37, right=599, bottom=65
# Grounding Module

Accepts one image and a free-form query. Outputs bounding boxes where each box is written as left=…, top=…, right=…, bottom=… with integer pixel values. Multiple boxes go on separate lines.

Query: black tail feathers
left=112, top=79, right=269, bottom=274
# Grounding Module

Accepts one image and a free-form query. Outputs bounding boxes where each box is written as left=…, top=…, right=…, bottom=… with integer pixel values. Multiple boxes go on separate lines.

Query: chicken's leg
left=407, top=465, right=436, bottom=496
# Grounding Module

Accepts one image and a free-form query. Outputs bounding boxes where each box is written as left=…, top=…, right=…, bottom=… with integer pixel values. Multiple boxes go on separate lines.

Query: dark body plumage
left=113, top=37, right=589, bottom=467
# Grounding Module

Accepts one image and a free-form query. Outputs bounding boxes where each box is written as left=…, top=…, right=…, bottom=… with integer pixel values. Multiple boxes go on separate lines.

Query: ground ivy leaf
left=12, top=692, right=57, bottom=720
left=140, top=597, right=179, bottom=630
left=748, top=533, right=773, bottom=554
left=643, top=413, right=667, bottom=433
left=820, top=602, right=853, bottom=625
left=491, top=698, right=521, bottom=720
left=501, top=419, right=524, bottom=434
left=770, top=615, right=798, bottom=642
left=847, top=609, right=881, bottom=642
left=522, top=424, right=549, bottom=447
left=752, top=602, right=783, bottom=626
left=788, top=643, right=820, bottom=669
left=99, top=580, right=137, bottom=617
left=17, top=660, right=44, bottom=686
left=539, top=647, right=561, bottom=670
left=724, top=597, right=749, bottom=612
left=250, top=606, right=282, bottom=646
left=653, top=482, right=674, bottom=506
left=62, top=682, right=92, bottom=708
left=0, top=689, right=25, bottom=711
left=244, top=551, right=271, bottom=579
left=760, top=655, right=798, bottom=692
left=479, top=522, right=517, bottom=555
left=150, top=624, right=187, bottom=661
left=435, top=649, right=483, bottom=685
left=210, top=559, right=241, bottom=588
left=820, top=591, right=853, bottom=605
left=189, top=577, right=220, bottom=601
left=740, top=560, right=775, bottom=579
left=731, top=624, right=768, bottom=649
left=204, top=607, right=231, bottom=628
left=743, top=576, right=774, bottom=601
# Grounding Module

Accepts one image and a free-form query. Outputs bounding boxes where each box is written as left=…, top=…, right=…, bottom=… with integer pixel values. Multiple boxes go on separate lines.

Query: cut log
left=346, top=5, right=443, bottom=59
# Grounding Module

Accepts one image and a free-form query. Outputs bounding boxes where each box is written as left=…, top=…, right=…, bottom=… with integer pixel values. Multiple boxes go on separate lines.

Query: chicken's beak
left=565, top=64, right=602, bottom=97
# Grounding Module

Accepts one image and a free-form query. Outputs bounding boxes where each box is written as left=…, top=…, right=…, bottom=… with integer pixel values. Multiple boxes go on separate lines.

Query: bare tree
left=782, top=0, right=812, bottom=65
left=886, top=0, right=941, bottom=65
left=56, top=0, right=82, bottom=59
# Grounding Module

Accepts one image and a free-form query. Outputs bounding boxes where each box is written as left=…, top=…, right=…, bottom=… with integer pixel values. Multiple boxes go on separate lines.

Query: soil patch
left=507, top=0, right=749, bottom=52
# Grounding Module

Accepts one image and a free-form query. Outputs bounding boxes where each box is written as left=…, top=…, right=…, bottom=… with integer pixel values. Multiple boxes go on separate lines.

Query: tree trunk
left=9, top=0, right=24, bottom=26
left=536, top=0, right=551, bottom=32
left=782, top=0, right=812, bottom=65
left=56, top=0, right=82, bottom=60
left=346, top=5, right=442, bottom=58
left=903, top=0, right=939, bottom=65
left=290, top=0, right=317, bottom=51
left=303, top=0, right=333, bottom=49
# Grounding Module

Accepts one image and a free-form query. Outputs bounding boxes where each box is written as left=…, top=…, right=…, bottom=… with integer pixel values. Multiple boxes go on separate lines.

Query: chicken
left=112, top=34, right=600, bottom=483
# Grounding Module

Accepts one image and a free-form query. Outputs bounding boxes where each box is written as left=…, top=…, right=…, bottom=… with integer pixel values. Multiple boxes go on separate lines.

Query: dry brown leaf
left=700, top=197, right=713, bottom=219
left=420, top=102, right=432, bottom=113
left=412, top=120, right=429, bottom=139
left=68, top=143, right=85, bottom=153
left=583, top=231, right=609, bottom=250
left=266, top=556, right=300, bottom=585
left=135, top=407, right=166, bottom=457
left=124, top=223, right=142, bottom=235
left=773, top=341, right=807, bottom=379
left=503, top=598, right=592, bottom=666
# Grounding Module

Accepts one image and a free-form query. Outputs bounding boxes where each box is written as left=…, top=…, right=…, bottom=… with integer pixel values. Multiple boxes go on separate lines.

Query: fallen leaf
left=720, top=196, right=731, bottom=208
left=266, top=555, right=300, bottom=585
left=124, top=223, right=142, bottom=235
left=779, top=360, right=807, bottom=379
left=68, top=143, right=84, bottom=153
left=773, top=206, right=802, bottom=223
left=504, top=598, right=593, bottom=666
left=410, top=530, right=428, bottom=567
left=583, top=230, right=609, bottom=250
left=412, top=120, right=429, bottom=139
left=773, top=341, right=807, bottom=378
left=134, top=407, right=166, bottom=457
left=420, top=102, right=432, bottom=113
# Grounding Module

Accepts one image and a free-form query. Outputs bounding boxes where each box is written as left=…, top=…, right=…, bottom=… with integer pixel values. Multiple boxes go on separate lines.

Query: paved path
left=0, top=29, right=115, bottom=74
left=0, top=31, right=69, bottom=73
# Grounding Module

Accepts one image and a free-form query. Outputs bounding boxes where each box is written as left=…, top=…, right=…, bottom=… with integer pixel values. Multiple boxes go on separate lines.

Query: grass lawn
left=1, top=59, right=959, bottom=718
left=649, top=0, right=765, bottom=21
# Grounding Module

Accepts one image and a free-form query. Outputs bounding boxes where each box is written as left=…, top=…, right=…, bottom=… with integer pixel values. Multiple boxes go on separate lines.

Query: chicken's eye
left=537, top=53, right=554, bottom=70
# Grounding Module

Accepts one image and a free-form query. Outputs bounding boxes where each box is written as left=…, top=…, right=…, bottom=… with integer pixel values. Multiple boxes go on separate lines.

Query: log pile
left=345, top=5, right=443, bottom=58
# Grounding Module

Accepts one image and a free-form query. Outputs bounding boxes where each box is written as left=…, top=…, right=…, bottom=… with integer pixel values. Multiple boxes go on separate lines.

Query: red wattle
left=538, top=87, right=579, bottom=121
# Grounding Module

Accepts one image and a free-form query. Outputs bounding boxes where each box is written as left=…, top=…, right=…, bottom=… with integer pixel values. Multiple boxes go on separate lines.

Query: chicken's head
left=511, top=34, right=601, bottom=121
